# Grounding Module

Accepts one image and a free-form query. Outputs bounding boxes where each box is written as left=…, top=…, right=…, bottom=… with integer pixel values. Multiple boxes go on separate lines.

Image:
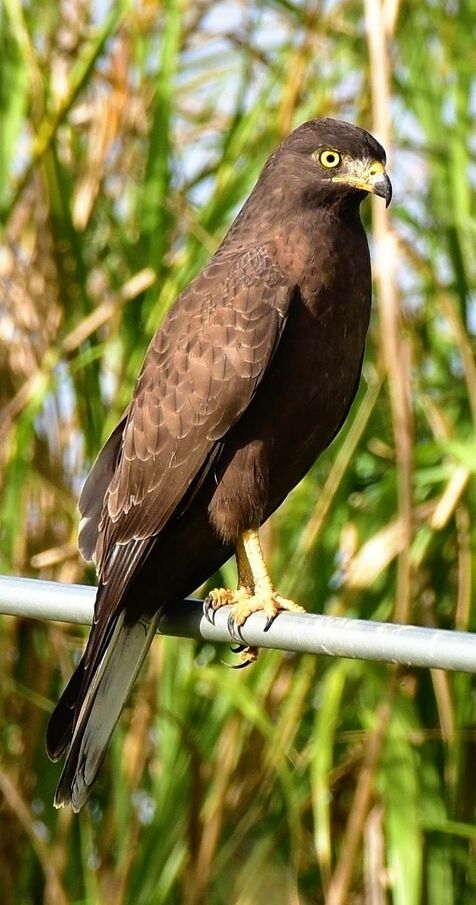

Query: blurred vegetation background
left=1, top=0, right=475, bottom=902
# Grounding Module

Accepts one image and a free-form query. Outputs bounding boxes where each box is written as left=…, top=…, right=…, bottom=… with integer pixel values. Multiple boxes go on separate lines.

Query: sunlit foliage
left=0, top=1, right=475, bottom=902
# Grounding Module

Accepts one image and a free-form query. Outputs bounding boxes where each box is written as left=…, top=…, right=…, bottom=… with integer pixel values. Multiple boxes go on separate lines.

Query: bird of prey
left=46, top=117, right=391, bottom=811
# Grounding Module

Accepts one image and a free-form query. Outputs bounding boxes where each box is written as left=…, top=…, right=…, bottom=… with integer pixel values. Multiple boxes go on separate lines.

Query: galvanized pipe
left=1, top=573, right=475, bottom=673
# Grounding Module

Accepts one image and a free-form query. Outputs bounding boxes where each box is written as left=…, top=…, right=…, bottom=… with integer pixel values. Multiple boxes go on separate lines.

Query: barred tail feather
left=53, top=611, right=160, bottom=812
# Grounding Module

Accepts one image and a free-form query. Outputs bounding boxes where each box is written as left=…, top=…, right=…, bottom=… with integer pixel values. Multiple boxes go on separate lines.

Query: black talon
left=222, top=656, right=253, bottom=670
left=264, top=613, right=277, bottom=632
left=203, top=597, right=215, bottom=625
left=221, top=639, right=260, bottom=669
left=222, top=644, right=256, bottom=669
left=227, top=611, right=243, bottom=639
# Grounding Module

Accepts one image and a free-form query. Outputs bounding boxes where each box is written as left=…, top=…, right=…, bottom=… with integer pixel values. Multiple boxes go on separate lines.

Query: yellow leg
left=204, top=529, right=305, bottom=655
left=231, top=529, right=306, bottom=629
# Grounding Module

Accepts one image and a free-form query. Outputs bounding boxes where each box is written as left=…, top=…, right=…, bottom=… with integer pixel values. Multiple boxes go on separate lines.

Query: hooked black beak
left=331, top=163, right=393, bottom=208
left=372, top=172, right=392, bottom=208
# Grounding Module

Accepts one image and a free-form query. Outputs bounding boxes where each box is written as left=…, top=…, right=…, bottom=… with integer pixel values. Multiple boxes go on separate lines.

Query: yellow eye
left=319, top=149, right=341, bottom=168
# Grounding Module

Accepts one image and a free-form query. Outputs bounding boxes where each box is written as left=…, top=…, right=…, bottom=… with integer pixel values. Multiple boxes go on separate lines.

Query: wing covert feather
left=86, top=244, right=294, bottom=580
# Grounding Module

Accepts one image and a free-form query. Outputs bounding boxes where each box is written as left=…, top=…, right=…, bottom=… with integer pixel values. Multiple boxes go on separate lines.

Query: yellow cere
left=367, top=160, right=385, bottom=177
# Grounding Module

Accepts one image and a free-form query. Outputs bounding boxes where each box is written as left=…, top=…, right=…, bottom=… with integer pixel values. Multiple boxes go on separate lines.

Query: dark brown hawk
left=46, top=118, right=391, bottom=811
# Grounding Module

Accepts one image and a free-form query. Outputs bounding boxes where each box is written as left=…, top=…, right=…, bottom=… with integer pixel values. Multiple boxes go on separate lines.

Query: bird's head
left=276, top=117, right=392, bottom=209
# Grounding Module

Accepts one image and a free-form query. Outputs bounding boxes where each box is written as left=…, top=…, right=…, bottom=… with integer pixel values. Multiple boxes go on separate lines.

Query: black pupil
left=327, top=153, right=336, bottom=163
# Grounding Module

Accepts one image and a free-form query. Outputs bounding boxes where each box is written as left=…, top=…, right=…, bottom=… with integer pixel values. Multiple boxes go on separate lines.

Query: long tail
left=46, top=610, right=160, bottom=812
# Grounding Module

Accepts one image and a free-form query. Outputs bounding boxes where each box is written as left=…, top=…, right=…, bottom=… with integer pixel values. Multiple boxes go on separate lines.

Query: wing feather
left=50, top=245, right=295, bottom=795
left=79, top=243, right=294, bottom=615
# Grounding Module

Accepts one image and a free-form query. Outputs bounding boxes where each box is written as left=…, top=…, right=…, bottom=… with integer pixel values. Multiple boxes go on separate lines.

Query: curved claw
left=223, top=657, right=254, bottom=670
left=227, top=611, right=244, bottom=641
left=203, top=596, right=216, bottom=625
left=222, top=644, right=259, bottom=669
left=264, top=613, right=278, bottom=632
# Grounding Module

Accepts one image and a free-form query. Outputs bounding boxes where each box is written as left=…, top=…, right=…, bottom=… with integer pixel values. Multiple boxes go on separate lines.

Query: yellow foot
left=203, top=586, right=250, bottom=624
left=203, top=588, right=260, bottom=669
left=203, top=586, right=306, bottom=667
left=204, top=587, right=305, bottom=630
left=227, top=590, right=306, bottom=633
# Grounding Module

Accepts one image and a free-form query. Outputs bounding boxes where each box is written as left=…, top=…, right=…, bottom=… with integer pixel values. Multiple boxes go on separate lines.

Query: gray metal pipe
left=1, top=573, right=475, bottom=673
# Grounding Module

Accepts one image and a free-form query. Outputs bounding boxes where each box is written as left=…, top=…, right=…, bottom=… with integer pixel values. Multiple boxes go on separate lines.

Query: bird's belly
left=208, top=288, right=370, bottom=542
left=266, top=330, right=365, bottom=498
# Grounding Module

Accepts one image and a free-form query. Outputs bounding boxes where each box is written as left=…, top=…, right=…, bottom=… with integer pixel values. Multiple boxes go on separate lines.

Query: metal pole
left=1, top=573, right=476, bottom=673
